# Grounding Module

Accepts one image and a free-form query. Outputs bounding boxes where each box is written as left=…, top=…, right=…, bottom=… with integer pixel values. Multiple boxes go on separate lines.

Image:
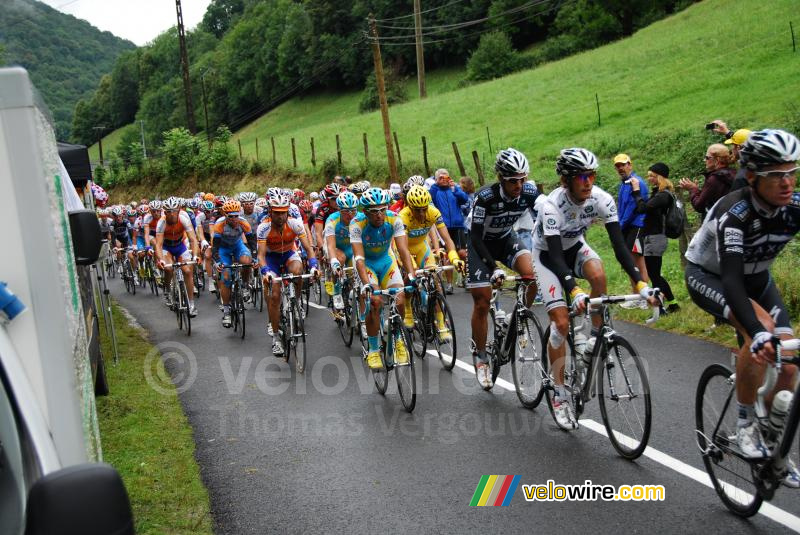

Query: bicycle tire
left=542, top=325, right=579, bottom=431
left=696, top=363, right=763, bottom=517
left=372, top=313, right=389, bottom=396
left=409, top=292, right=427, bottom=360
left=302, top=278, right=311, bottom=317
left=431, top=293, right=457, bottom=371
left=239, top=284, right=247, bottom=339
left=180, top=279, right=191, bottom=336
left=511, top=308, right=546, bottom=409
left=173, top=281, right=183, bottom=330
left=292, top=300, right=306, bottom=373
left=393, top=323, right=416, bottom=412
left=337, top=281, right=354, bottom=347
left=597, top=336, right=651, bottom=459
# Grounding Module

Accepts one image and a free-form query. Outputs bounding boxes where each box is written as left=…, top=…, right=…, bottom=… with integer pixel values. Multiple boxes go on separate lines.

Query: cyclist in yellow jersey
left=398, top=186, right=465, bottom=341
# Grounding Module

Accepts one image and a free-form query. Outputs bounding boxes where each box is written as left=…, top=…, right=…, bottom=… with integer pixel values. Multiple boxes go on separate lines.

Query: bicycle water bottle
left=495, top=307, right=508, bottom=339
left=767, top=390, right=793, bottom=443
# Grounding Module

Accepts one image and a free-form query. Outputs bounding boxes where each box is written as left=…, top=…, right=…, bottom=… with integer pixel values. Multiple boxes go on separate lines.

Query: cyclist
left=350, top=187, right=417, bottom=369
left=213, top=199, right=257, bottom=328
left=195, top=200, right=219, bottom=293
left=257, top=191, right=319, bottom=357
left=685, top=129, right=800, bottom=475
left=532, top=148, right=657, bottom=429
left=155, top=196, right=199, bottom=316
left=398, top=185, right=464, bottom=342
left=110, top=206, right=135, bottom=272
left=314, top=183, right=342, bottom=256
left=325, top=191, right=359, bottom=316
left=468, top=148, right=541, bottom=390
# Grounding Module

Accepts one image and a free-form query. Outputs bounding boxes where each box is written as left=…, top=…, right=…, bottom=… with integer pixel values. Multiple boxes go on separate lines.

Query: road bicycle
left=409, top=264, right=458, bottom=371
left=269, top=273, right=314, bottom=373
left=194, top=260, right=206, bottom=294
left=696, top=337, right=800, bottom=516
left=364, top=285, right=417, bottom=413
left=164, top=261, right=195, bottom=336
left=471, top=276, right=545, bottom=408
left=104, top=241, right=117, bottom=279
left=331, top=266, right=356, bottom=347
left=140, top=250, right=160, bottom=296
left=541, top=293, right=659, bottom=459
left=222, top=263, right=249, bottom=339
left=117, top=247, right=136, bottom=295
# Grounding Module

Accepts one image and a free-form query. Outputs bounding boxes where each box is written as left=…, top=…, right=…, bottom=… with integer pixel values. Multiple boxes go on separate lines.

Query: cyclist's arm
left=393, top=234, right=416, bottom=278
left=297, top=233, right=316, bottom=261
left=543, top=235, right=579, bottom=295
left=314, top=221, right=325, bottom=252
left=436, top=225, right=458, bottom=258
left=154, top=233, right=164, bottom=261
left=469, top=200, right=498, bottom=271
left=604, top=221, right=643, bottom=284
left=257, top=240, right=267, bottom=273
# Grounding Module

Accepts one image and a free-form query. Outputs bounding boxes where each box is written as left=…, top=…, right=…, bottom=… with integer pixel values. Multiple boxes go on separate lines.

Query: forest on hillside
left=0, top=0, right=135, bottom=140
left=71, top=0, right=696, bottom=151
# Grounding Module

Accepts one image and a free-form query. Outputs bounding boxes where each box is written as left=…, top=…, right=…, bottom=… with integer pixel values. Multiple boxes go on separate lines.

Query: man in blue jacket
left=614, top=154, right=650, bottom=308
left=429, top=168, right=469, bottom=293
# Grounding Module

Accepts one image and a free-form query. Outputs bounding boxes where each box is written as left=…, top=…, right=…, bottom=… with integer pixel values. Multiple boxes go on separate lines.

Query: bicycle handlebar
left=369, top=286, right=416, bottom=296
left=270, top=273, right=315, bottom=282
left=163, top=260, right=197, bottom=268
left=414, top=265, right=454, bottom=277
left=577, top=290, right=662, bottom=325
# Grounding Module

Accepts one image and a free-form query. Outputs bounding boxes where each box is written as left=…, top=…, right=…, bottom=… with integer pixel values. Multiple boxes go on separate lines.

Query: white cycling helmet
left=556, top=148, right=600, bottom=177
left=739, top=129, right=800, bottom=170
left=495, top=147, right=529, bottom=177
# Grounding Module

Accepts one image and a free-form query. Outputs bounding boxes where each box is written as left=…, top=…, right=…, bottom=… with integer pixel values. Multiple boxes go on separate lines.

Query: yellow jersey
left=398, top=205, right=446, bottom=248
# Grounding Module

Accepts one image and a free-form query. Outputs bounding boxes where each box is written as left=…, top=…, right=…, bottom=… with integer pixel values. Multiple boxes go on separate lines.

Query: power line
left=372, top=0, right=472, bottom=23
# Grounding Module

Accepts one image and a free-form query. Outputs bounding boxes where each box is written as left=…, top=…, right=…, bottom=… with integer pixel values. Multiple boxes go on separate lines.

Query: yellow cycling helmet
left=406, top=185, right=431, bottom=209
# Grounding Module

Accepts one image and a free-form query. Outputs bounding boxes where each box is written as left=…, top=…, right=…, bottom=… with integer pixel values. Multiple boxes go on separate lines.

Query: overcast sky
left=41, top=0, right=213, bottom=46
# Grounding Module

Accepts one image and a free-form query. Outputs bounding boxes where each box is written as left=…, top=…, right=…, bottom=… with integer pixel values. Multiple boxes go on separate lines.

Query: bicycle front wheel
left=696, top=363, right=763, bottom=517
left=542, top=325, right=578, bottom=431
left=409, top=292, right=427, bottom=360
left=393, top=323, right=416, bottom=413
left=511, top=308, right=546, bottom=409
left=431, top=293, right=457, bottom=371
left=292, top=300, right=306, bottom=373
left=238, top=286, right=247, bottom=339
left=337, top=283, right=354, bottom=347
left=598, top=336, right=651, bottom=459
left=180, top=279, right=191, bottom=336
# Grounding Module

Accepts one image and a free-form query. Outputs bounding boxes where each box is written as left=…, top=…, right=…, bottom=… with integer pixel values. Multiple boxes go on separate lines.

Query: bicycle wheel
left=239, top=287, right=247, bottom=339
left=409, top=292, right=427, bottom=360
left=337, top=281, right=355, bottom=347
left=511, top=308, right=546, bottom=409
left=291, top=300, right=306, bottom=373
left=598, top=336, right=651, bottom=459
left=256, top=276, right=264, bottom=312
left=312, top=276, right=324, bottom=305
left=303, top=278, right=311, bottom=317
left=430, top=293, right=457, bottom=371
left=696, top=363, right=763, bottom=517
left=180, top=279, right=191, bottom=336
left=372, top=316, right=389, bottom=396
left=542, top=325, right=579, bottom=431
left=392, top=322, right=417, bottom=413
left=173, top=281, right=183, bottom=330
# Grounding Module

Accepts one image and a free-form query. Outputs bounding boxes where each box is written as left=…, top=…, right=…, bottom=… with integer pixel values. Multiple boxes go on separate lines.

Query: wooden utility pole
left=413, top=0, right=426, bottom=99
left=175, top=0, right=196, bottom=133
left=368, top=15, right=399, bottom=183
left=92, top=126, right=106, bottom=166
left=201, top=70, right=211, bottom=147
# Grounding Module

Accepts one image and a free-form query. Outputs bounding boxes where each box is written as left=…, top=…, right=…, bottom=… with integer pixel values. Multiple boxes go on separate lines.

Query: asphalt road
left=111, top=276, right=800, bottom=534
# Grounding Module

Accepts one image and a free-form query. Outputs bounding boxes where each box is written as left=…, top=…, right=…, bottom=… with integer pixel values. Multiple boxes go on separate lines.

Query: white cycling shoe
left=736, top=422, right=769, bottom=459
left=553, top=396, right=579, bottom=430
left=475, top=362, right=493, bottom=391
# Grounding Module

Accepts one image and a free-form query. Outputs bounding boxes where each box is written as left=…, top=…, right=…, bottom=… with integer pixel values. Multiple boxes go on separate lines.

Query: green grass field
left=88, top=123, right=138, bottom=163
left=224, top=0, right=799, bottom=181
left=97, top=302, right=213, bottom=534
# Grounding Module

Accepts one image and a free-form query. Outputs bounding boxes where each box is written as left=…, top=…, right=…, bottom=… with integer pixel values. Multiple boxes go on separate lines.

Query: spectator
left=614, top=153, right=650, bottom=308
left=679, top=143, right=735, bottom=218
left=631, top=162, right=680, bottom=314
left=429, top=168, right=469, bottom=293
left=726, top=129, right=753, bottom=191
left=459, top=176, right=476, bottom=221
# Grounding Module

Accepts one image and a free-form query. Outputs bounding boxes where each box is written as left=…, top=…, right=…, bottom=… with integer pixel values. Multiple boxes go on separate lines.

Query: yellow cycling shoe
left=437, top=328, right=452, bottom=344
left=403, top=309, right=415, bottom=329
left=394, top=338, right=409, bottom=365
left=366, top=350, right=383, bottom=369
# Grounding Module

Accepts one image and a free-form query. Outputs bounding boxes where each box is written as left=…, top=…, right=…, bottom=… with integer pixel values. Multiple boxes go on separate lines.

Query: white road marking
left=442, top=352, right=800, bottom=532
left=307, top=301, right=327, bottom=310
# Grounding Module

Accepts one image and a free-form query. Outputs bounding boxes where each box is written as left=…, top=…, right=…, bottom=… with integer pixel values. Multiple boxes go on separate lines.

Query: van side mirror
left=25, top=463, right=134, bottom=535
left=68, top=209, right=102, bottom=265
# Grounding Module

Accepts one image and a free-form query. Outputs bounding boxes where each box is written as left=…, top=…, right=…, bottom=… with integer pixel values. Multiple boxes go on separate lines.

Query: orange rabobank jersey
left=256, top=216, right=306, bottom=253
left=156, top=211, right=194, bottom=245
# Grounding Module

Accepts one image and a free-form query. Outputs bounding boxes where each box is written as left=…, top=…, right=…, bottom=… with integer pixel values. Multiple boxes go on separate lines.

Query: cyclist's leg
left=574, top=243, right=606, bottom=332
left=466, top=242, right=492, bottom=363
left=175, top=244, right=195, bottom=308
left=505, top=231, right=537, bottom=304
left=219, top=246, right=234, bottom=306
left=532, top=248, right=570, bottom=384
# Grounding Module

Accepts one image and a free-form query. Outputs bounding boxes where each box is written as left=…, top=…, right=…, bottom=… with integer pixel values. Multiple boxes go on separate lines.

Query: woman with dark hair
left=631, top=162, right=679, bottom=314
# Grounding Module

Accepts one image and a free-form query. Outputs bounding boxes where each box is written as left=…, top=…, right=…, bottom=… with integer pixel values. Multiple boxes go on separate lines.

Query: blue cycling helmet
left=360, top=187, right=391, bottom=207
left=336, top=191, right=359, bottom=210
left=201, top=200, right=214, bottom=211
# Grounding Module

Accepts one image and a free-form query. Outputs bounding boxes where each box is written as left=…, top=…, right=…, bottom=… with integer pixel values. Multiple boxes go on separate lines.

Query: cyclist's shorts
left=136, top=235, right=146, bottom=250
left=164, top=241, right=192, bottom=262
left=466, top=231, right=528, bottom=289
left=116, top=236, right=130, bottom=249
left=218, top=240, right=251, bottom=266
left=263, top=250, right=301, bottom=277
left=409, top=242, right=435, bottom=271
left=364, top=254, right=403, bottom=289
left=532, top=240, right=601, bottom=312
left=338, top=245, right=353, bottom=263
left=685, top=262, right=793, bottom=336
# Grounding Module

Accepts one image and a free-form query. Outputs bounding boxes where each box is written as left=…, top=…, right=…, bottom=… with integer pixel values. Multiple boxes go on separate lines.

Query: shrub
left=161, top=127, right=198, bottom=180
left=466, top=31, right=523, bottom=82
left=359, top=68, right=408, bottom=113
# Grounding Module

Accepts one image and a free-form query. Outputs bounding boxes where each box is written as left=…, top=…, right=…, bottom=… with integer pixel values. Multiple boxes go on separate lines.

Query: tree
left=201, top=0, right=245, bottom=39
left=109, top=49, right=141, bottom=128
left=466, top=31, right=522, bottom=82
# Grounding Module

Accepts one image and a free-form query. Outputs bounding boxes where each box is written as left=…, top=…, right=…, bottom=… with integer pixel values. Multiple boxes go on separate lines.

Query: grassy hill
left=224, top=0, right=798, bottom=185
left=0, top=0, right=135, bottom=140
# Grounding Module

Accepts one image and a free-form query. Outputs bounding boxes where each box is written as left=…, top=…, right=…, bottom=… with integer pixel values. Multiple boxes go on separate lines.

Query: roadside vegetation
left=96, top=302, right=213, bottom=534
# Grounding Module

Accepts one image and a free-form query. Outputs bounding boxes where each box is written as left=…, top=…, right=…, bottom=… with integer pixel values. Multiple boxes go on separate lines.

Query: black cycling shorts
left=466, top=231, right=528, bottom=288
left=684, top=262, right=792, bottom=336
left=448, top=226, right=467, bottom=250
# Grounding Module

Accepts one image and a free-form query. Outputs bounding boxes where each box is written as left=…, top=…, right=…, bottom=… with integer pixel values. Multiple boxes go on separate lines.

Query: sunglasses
left=501, top=175, right=526, bottom=184
left=753, top=166, right=799, bottom=181
left=704, top=155, right=715, bottom=160
left=365, top=207, right=386, bottom=214
left=573, top=172, right=596, bottom=182
left=340, top=208, right=357, bottom=214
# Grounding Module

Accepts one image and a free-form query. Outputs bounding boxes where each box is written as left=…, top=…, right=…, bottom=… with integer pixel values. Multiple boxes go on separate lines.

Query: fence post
left=595, top=93, right=601, bottom=127
left=291, top=138, right=297, bottom=168
left=237, top=139, right=242, bottom=159
left=255, top=138, right=259, bottom=161
left=334, top=134, right=341, bottom=171
left=363, top=133, right=369, bottom=164
left=393, top=131, right=402, bottom=169
left=471, top=150, right=485, bottom=186
left=310, top=137, right=316, bottom=167
left=452, top=141, right=466, bottom=177
left=422, top=136, right=430, bottom=177
left=271, top=137, right=276, bottom=165
left=791, top=21, right=796, bottom=52
left=486, top=126, right=493, bottom=155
